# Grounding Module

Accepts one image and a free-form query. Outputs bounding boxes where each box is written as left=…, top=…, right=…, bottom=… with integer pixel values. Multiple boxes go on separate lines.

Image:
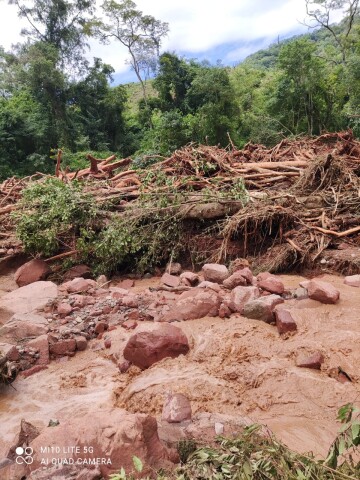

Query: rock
left=166, top=262, right=182, bottom=275
left=57, top=302, right=73, bottom=316
left=275, top=309, right=297, bottom=334
left=63, top=264, right=92, bottom=281
left=299, top=280, right=310, bottom=289
left=180, top=271, right=199, bottom=286
left=0, top=342, right=20, bottom=361
left=121, top=294, right=139, bottom=308
left=118, top=360, right=131, bottom=373
left=160, top=288, right=220, bottom=322
left=22, top=365, right=48, bottom=378
left=28, top=409, right=175, bottom=477
left=293, top=287, right=308, bottom=300
left=7, top=419, right=40, bottom=461
left=197, top=281, right=221, bottom=292
left=75, top=336, right=88, bottom=351
left=223, top=271, right=247, bottom=289
left=229, top=258, right=250, bottom=274
left=64, top=277, right=97, bottom=293
left=202, top=263, right=229, bottom=283
left=296, top=351, right=324, bottom=370
left=95, top=321, right=108, bottom=335
left=307, top=279, right=340, bottom=304
left=0, top=281, right=58, bottom=323
left=215, top=422, right=224, bottom=435
left=14, top=259, right=52, bottom=287
left=0, top=313, right=48, bottom=342
left=104, top=338, right=111, bottom=349
left=228, top=286, right=260, bottom=313
left=118, top=279, right=135, bottom=289
left=257, top=272, right=285, bottom=295
left=28, top=334, right=49, bottom=365
left=49, top=338, right=76, bottom=356
left=344, top=275, right=360, bottom=287
left=242, top=295, right=284, bottom=323
left=121, top=320, right=138, bottom=330
left=218, top=303, right=231, bottom=318
left=110, top=287, right=130, bottom=300
left=162, top=393, right=192, bottom=423
left=97, top=274, right=108, bottom=286
left=237, top=267, right=254, bottom=285
left=124, top=324, right=189, bottom=369
left=161, top=273, right=180, bottom=288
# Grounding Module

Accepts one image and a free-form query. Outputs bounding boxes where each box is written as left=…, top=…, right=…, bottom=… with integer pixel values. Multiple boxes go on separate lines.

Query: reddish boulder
left=63, top=264, right=92, bottom=281
left=307, top=279, right=340, bottom=304
left=57, top=302, right=73, bottom=317
left=118, top=279, right=135, bottom=289
left=161, top=273, right=180, bottom=288
left=22, top=365, right=48, bottom=378
left=257, top=272, right=285, bottom=295
left=63, top=277, right=97, bottom=294
left=95, top=321, right=108, bottom=335
left=160, top=288, right=220, bottom=322
left=202, top=263, right=229, bottom=283
left=275, top=309, right=297, bottom=334
left=242, top=294, right=284, bottom=323
left=75, top=336, right=87, bottom=351
left=344, top=275, right=360, bottom=287
left=197, top=281, right=221, bottom=292
left=28, top=334, right=49, bottom=365
left=228, top=286, right=259, bottom=313
left=296, top=351, right=324, bottom=370
left=121, top=320, right=138, bottom=330
left=180, top=271, right=199, bottom=286
left=49, top=338, right=76, bottom=356
left=218, top=303, right=231, bottom=318
left=162, top=393, right=192, bottom=423
left=111, top=287, right=130, bottom=300
left=118, top=360, right=131, bottom=373
left=0, top=342, right=20, bottom=361
left=124, top=324, right=189, bottom=369
left=0, top=313, right=48, bottom=342
left=223, top=271, right=247, bottom=289
left=14, top=259, right=52, bottom=287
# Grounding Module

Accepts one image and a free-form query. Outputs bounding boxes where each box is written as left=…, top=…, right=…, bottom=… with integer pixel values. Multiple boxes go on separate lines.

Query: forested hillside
left=0, top=0, right=359, bottom=179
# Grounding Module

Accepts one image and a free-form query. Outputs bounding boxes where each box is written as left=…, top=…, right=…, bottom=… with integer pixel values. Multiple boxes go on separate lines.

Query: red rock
left=228, top=286, right=260, bottom=313
left=121, top=320, right=138, bottom=330
left=198, top=281, right=221, bottom=292
left=22, top=365, right=48, bottom=378
left=95, top=321, right=108, bottom=334
left=160, top=288, right=220, bottom=322
left=57, top=302, right=73, bottom=316
left=0, top=343, right=20, bottom=361
left=307, top=279, right=340, bottom=304
left=237, top=267, right=254, bottom=285
left=229, top=258, right=250, bottom=273
left=218, top=303, right=231, bottom=318
left=180, top=271, right=199, bottom=286
left=166, top=262, right=182, bottom=275
left=242, top=294, right=284, bottom=323
left=49, top=339, right=76, bottom=356
left=344, top=275, right=360, bottom=287
left=275, top=309, right=297, bottom=334
left=102, top=305, right=112, bottom=314
left=202, top=263, right=229, bottom=283
left=118, top=360, right=131, bottom=373
left=28, top=334, right=49, bottom=365
left=75, top=336, right=87, bottom=351
left=63, top=264, right=92, bottom=281
left=296, top=352, right=324, bottom=370
left=161, top=273, right=180, bottom=288
left=124, top=324, right=189, bottom=369
left=118, top=279, right=135, bottom=289
left=257, top=273, right=285, bottom=295
left=121, top=294, right=139, bottom=308
left=104, top=338, right=111, bottom=349
left=29, top=409, right=175, bottom=477
left=126, top=310, right=140, bottom=321
left=162, top=393, right=192, bottom=423
left=223, top=271, right=247, bottom=289
left=111, top=287, right=130, bottom=300
left=63, top=277, right=96, bottom=293
left=14, top=259, right=52, bottom=287
left=0, top=313, right=48, bottom=342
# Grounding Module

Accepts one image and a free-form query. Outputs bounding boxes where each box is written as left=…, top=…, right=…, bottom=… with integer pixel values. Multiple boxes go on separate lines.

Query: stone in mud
left=344, top=275, right=360, bottom=287
left=75, top=336, right=88, bottom=351
left=242, top=295, right=284, bottom=323
left=257, top=272, right=285, bottom=295
left=0, top=281, right=58, bottom=323
left=49, top=338, right=76, bottom=356
left=223, top=271, right=247, bottom=289
left=124, top=324, right=189, bottom=369
left=63, top=264, right=92, bottom=281
left=161, top=273, right=180, bottom=288
left=94, top=321, right=108, bottom=335
left=293, top=287, right=308, bottom=300
left=162, top=393, right=192, bottom=423
left=202, top=263, right=229, bottom=283
left=28, top=334, right=49, bottom=365
left=0, top=313, right=48, bottom=342
left=228, top=286, right=260, bottom=313
left=28, top=409, right=176, bottom=477
left=307, top=279, right=340, bottom=304
left=296, top=351, right=324, bottom=370
left=275, top=309, right=297, bottom=334
left=14, top=259, right=52, bottom=287
left=159, top=288, right=220, bottom=322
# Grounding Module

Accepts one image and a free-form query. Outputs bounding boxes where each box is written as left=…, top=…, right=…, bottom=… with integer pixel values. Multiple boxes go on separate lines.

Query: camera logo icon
left=15, top=446, right=34, bottom=464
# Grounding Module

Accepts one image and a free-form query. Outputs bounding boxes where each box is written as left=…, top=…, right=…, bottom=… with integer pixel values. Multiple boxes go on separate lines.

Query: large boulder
left=257, top=272, right=284, bottom=295
left=223, top=271, right=247, bottom=289
left=20, top=409, right=176, bottom=479
left=0, top=313, right=48, bottom=342
left=159, top=288, right=220, bottom=322
left=27, top=335, right=49, bottom=365
left=202, top=264, right=229, bottom=283
left=14, top=259, right=52, bottom=287
left=124, top=324, right=189, bottom=369
left=242, top=295, right=284, bottom=323
left=0, top=281, right=58, bottom=324
left=228, top=286, right=259, bottom=313
left=307, top=279, right=340, bottom=304
left=63, top=264, right=92, bottom=281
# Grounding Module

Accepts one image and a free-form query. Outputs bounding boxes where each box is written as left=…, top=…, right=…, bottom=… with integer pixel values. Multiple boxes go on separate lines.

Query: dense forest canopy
left=0, top=0, right=359, bottom=179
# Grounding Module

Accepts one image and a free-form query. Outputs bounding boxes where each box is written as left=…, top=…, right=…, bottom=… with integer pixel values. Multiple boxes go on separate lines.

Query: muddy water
left=1, top=274, right=360, bottom=460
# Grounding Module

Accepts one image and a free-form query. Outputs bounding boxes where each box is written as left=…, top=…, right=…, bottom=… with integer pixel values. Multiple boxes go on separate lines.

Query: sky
left=0, top=0, right=344, bottom=84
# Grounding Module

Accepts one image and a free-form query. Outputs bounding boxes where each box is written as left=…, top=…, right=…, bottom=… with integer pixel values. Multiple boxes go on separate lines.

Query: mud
left=0, top=273, right=359, bottom=461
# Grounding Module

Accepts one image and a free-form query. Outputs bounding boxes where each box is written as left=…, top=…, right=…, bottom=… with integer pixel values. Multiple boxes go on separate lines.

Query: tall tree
left=100, top=0, right=169, bottom=102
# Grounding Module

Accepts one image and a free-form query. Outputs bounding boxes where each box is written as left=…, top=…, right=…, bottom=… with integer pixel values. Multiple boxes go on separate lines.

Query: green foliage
left=14, top=179, right=101, bottom=256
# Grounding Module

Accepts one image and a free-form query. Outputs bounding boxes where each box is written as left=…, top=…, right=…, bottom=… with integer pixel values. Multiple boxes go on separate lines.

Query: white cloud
left=0, top=0, right=348, bottom=78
